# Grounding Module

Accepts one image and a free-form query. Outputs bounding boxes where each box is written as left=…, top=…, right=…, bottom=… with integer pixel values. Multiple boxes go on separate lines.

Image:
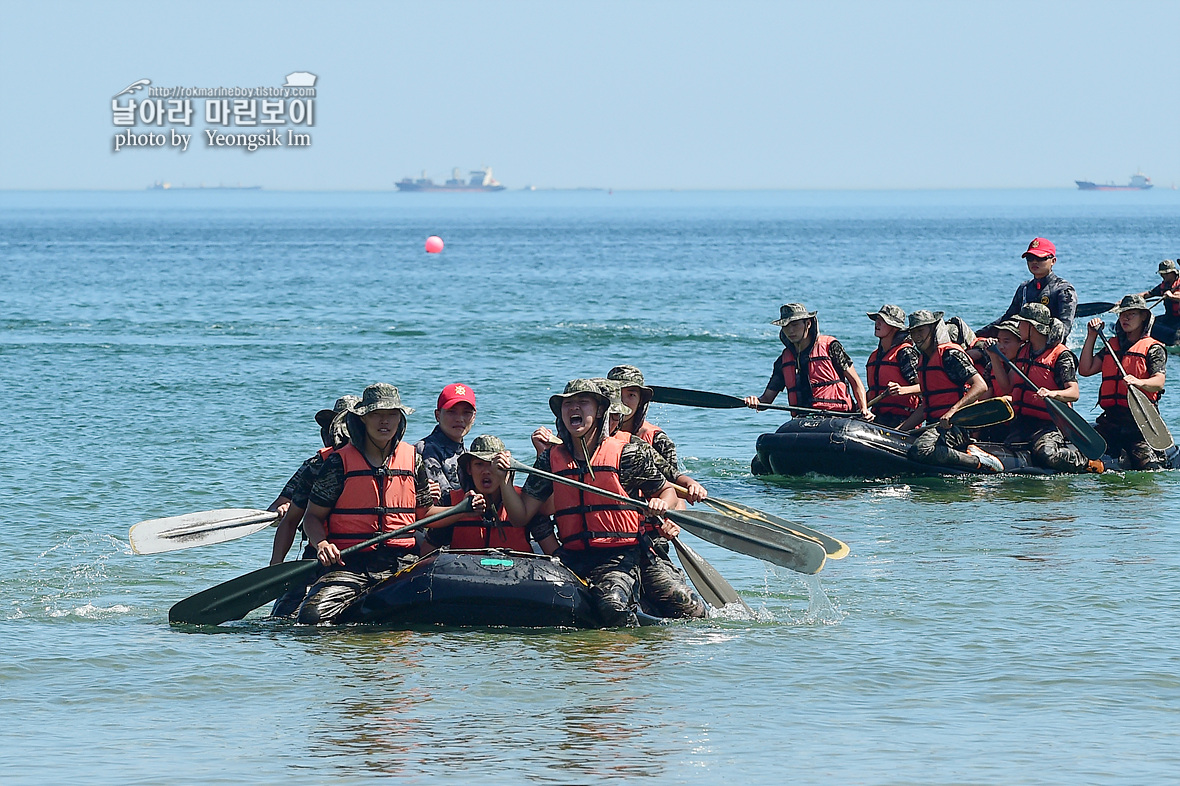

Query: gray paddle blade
left=669, top=536, right=750, bottom=611
left=671, top=509, right=827, bottom=575
left=1129, top=389, right=1174, bottom=450
left=705, top=497, right=848, bottom=559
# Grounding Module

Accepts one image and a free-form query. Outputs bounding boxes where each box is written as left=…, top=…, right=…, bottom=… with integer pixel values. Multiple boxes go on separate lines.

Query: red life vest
left=866, top=341, right=921, bottom=418
left=1012, top=342, right=1069, bottom=422
left=1165, top=279, right=1180, bottom=319
left=550, top=438, right=644, bottom=550
left=445, top=489, right=531, bottom=551
left=326, top=441, right=418, bottom=551
left=633, top=420, right=663, bottom=444
left=1099, top=335, right=1163, bottom=410
left=919, top=342, right=971, bottom=423
left=779, top=335, right=855, bottom=412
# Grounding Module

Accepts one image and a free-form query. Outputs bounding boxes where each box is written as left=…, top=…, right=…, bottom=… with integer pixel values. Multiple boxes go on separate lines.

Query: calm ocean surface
left=2, top=189, right=1179, bottom=785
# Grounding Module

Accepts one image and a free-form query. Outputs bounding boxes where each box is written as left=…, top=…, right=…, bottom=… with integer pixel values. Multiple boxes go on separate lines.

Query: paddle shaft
left=649, top=385, right=862, bottom=418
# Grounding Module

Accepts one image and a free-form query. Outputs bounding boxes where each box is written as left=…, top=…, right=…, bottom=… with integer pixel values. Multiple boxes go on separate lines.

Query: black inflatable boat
left=342, top=549, right=605, bottom=628
left=752, top=417, right=1180, bottom=478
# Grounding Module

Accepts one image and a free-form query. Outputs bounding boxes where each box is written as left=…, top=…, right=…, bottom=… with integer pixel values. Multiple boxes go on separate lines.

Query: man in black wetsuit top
left=980, top=237, right=1077, bottom=340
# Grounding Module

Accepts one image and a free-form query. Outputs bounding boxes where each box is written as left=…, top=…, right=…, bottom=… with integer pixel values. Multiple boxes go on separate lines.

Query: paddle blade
left=951, top=397, right=1013, bottom=429
left=649, top=386, right=745, bottom=410
left=1128, top=387, right=1174, bottom=450
left=169, top=559, right=320, bottom=626
left=669, top=536, right=750, bottom=611
left=670, top=509, right=827, bottom=575
left=1075, top=302, right=1117, bottom=318
left=130, top=508, right=277, bottom=555
left=704, top=497, right=848, bottom=559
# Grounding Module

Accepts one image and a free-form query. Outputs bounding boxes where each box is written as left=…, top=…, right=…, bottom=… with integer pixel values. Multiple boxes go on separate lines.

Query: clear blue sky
left=2, top=0, right=1177, bottom=190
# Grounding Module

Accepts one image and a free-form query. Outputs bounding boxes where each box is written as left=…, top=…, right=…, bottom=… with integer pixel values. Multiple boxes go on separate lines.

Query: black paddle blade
left=670, top=509, right=827, bottom=575
left=169, top=559, right=320, bottom=626
left=1075, top=302, right=1117, bottom=318
left=1045, top=400, right=1108, bottom=460
left=649, top=386, right=745, bottom=409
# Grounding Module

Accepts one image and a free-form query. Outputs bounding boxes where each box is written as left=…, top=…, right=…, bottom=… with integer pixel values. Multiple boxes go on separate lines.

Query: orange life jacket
left=779, top=335, right=855, bottom=412
left=1099, top=335, right=1163, bottom=410
left=445, top=489, right=531, bottom=551
left=866, top=341, right=921, bottom=418
left=919, top=342, right=971, bottom=423
left=633, top=420, right=663, bottom=444
left=326, top=441, right=418, bottom=551
left=550, top=438, right=644, bottom=550
left=1012, top=342, right=1069, bottom=422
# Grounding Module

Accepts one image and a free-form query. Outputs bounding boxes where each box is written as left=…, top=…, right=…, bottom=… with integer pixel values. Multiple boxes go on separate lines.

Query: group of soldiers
left=744, top=237, right=1170, bottom=474
left=267, top=370, right=710, bottom=627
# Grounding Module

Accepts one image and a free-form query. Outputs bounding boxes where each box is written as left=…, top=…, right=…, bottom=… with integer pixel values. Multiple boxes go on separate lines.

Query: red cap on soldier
left=437, top=383, right=476, bottom=411
left=1022, top=238, right=1057, bottom=259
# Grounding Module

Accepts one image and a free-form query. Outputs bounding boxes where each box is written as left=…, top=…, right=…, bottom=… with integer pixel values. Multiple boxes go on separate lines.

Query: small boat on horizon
left=1075, top=172, right=1153, bottom=191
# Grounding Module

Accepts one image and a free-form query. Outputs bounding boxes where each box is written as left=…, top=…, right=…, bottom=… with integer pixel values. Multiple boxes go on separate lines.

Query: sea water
left=2, top=188, right=1179, bottom=784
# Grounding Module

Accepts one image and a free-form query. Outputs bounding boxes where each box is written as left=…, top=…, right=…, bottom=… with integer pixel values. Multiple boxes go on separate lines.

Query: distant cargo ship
left=396, top=167, right=505, bottom=192
left=1075, top=172, right=1152, bottom=190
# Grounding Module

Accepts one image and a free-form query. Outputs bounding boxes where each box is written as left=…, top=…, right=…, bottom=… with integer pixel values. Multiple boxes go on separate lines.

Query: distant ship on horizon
left=148, top=181, right=262, bottom=190
left=1075, top=172, right=1152, bottom=191
left=396, top=167, right=505, bottom=192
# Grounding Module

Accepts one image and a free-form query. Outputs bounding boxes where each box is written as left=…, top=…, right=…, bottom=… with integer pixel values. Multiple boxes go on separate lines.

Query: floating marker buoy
left=425, top=235, right=444, bottom=253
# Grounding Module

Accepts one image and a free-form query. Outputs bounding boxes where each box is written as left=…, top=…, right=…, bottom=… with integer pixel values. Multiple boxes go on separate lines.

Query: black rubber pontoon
left=752, top=416, right=1180, bottom=478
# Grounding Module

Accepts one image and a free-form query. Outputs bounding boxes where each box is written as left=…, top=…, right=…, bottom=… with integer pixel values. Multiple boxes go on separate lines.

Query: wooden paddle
left=168, top=498, right=473, bottom=626
left=510, top=459, right=826, bottom=574
left=1076, top=297, right=1163, bottom=319
left=671, top=483, right=848, bottom=559
left=1095, top=327, right=1174, bottom=450
left=990, top=348, right=1108, bottom=460
left=649, top=385, right=862, bottom=418
left=130, top=508, right=279, bottom=555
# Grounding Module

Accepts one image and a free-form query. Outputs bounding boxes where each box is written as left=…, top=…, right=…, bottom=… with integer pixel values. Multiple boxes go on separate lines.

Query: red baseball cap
left=1022, top=237, right=1057, bottom=259
left=437, top=383, right=476, bottom=411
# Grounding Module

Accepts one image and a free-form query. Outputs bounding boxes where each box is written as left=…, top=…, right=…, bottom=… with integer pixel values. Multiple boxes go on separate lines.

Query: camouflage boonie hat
left=907, top=309, right=944, bottom=329
left=1159, top=259, right=1178, bottom=276
left=1113, top=293, right=1153, bottom=315
left=594, top=378, right=634, bottom=419
left=943, top=316, right=977, bottom=348
left=1014, top=303, right=1052, bottom=335
left=994, top=319, right=1022, bottom=338
left=315, top=394, right=361, bottom=429
left=459, top=434, right=507, bottom=467
left=351, top=383, right=414, bottom=417
left=866, top=304, right=906, bottom=330
left=771, top=303, right=817, bottom=326
left=549, top=378, right=611, bottom=417
left=607, top=364, right=653, bottom=402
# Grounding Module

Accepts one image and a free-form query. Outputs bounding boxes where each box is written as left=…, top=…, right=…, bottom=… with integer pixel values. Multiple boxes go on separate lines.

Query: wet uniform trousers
left=908, top=346, right=982, bottom=471
left=1003, top=419, right=1090, bottom=472
left=625, top=433, right=706, bottom=619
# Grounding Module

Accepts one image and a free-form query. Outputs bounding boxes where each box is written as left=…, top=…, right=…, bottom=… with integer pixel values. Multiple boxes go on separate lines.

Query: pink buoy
left=425, top=235, right=444, bottom=253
